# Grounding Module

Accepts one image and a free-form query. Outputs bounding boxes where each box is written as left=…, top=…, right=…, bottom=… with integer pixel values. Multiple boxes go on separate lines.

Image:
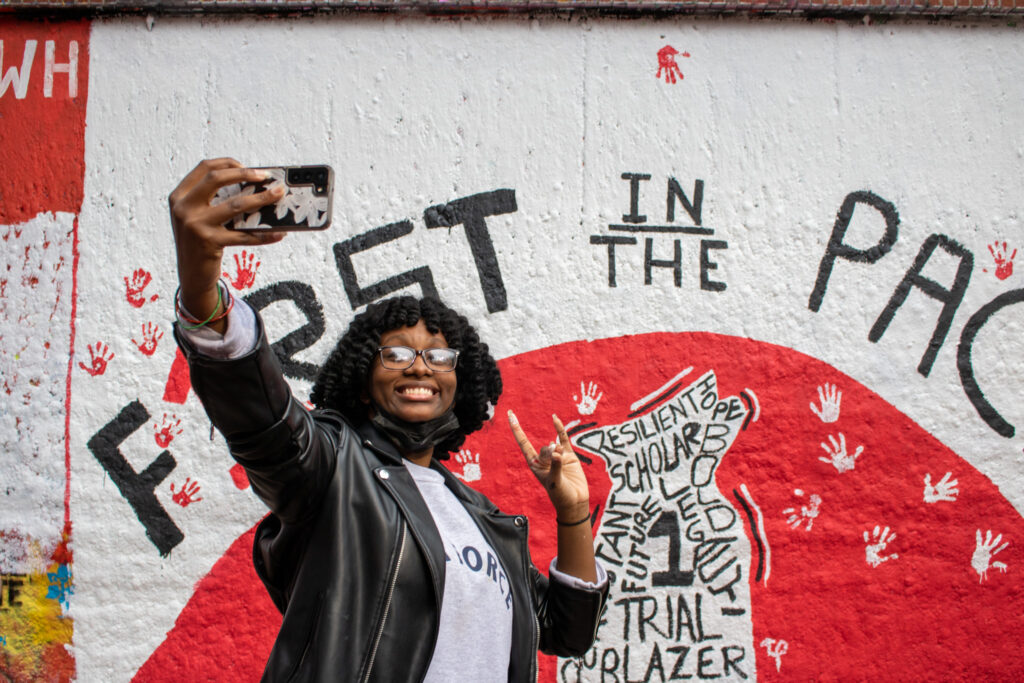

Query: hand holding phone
left=213, top=165, right=334, bottom=231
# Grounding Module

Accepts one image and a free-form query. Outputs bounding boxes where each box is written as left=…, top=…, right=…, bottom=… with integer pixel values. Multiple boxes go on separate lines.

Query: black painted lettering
left=244, top=280, right=325, bottom=382
left=639, top=595, right=669, bottom=640
left=667, top=178, right=704, bottom=225
left=424, top=189, right=517, bottom=313
left=615, top=596, right=637, bottom=640
left=622, top=173, right=652, bottom=223
left=601, top=647, right=622, bottom=682
left=645, top=238, right=682, bottom=287
left=958, top=288, right=1024, bottom=437
left=699, top=240, right=727, bottom=292
left=699, top=425, right=730, bottom=455
left=724, top=398, right=744, bottom=422
left=696, top=646, right=720, bottom=679
left=659, top=475, right=690, bottom=501
left=560, top=657, right=582, bottom=683
left=705, top=562, right=741, bottom=603
left=643, top=643, right=667, bottom=683
left=808, top=191, right=899, bottom=312
left=676, top=593, right=698, bottom=643
left=1, top=575, right=24, bottom=609
left=681, top=423, right=701, bottom=459
left=721, top=646, right=747, bottom=679
left=333, top=220, right=438, bottom=307
left=87, top=400, right=182, bottom=556
left=869, top=233, right=973, bottom=377
left=651, top=511, right=695, bottom=587
left=591, top=235, right=638, bottom=287
left=666, top=645, right=692, bottom=680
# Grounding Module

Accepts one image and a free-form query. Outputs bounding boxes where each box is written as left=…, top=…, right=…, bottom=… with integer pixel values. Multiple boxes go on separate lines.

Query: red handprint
left=78, top=342, right=114, bottom=376
left=656, top=45, right=690, bottom=84
left=153, top=413, right=183, bottom=448
left=985, top=241, right=1016, bottom=280
left=131, top=322, right=164, bottom=356
left=223, top=250, right=261, bottom=290
left=170, top=477, right=203, bottom=507
left=124, top=268, right=159, bottom=307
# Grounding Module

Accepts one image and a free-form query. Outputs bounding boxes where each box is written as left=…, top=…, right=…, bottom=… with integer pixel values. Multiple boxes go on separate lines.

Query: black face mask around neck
left=370, top=404, right=461, bottom=455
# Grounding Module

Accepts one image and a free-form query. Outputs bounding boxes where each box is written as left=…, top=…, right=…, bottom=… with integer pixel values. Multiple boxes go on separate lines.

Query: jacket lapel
left=358, top=422, right=447, bottom=611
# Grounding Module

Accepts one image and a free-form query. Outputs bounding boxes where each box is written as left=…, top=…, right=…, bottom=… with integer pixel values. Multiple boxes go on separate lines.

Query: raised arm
left=170, top=159, right=338, bottom=524
left=169, top=158, right=285, bottom=332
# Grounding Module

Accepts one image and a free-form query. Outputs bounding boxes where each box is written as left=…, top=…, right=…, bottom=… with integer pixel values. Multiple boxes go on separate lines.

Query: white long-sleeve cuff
left=177, top=296, right=259, bottom=359
left=549, top=558, right=608, bottom=591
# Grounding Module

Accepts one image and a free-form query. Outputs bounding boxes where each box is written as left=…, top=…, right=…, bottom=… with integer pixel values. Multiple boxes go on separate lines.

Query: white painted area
left=65, top=14, right=1024, bottom=680
left=0, top=211, right=75, bottom=573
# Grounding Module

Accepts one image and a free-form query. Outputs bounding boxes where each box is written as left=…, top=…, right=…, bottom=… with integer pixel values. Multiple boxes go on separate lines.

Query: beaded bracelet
left=175, top=281, right=234, bottom=330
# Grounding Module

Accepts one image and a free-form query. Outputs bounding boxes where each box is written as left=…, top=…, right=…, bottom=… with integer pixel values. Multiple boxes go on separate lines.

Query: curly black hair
left=310, top=295, right=502, bottom=459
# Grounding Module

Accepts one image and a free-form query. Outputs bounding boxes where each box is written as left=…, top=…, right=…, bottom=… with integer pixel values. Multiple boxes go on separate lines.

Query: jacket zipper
left=362, top=522, right=407, bottom=682
left=516, top=514, right=540, bottom=683
left=532, top=613, right=540, bottom=683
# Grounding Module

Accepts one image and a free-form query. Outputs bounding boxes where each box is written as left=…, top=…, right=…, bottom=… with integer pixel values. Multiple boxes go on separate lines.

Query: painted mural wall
left=1, top=12, right=1022, bottom=681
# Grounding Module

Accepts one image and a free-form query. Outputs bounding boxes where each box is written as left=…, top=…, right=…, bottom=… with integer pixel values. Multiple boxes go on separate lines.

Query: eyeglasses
left=377, top=346, right=460, bottom=372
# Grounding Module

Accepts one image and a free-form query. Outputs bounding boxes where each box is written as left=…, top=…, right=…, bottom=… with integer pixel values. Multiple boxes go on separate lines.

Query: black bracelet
left=556, top=512, right=591, bottom=527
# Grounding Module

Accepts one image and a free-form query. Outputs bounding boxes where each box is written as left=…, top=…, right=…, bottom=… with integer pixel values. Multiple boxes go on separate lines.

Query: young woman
left=169, top=159, right=607, bottom=682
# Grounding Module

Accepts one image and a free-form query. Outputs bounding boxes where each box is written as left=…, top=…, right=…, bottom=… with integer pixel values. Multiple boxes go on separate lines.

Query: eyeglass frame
left=376, top=345, right=460, bottom=372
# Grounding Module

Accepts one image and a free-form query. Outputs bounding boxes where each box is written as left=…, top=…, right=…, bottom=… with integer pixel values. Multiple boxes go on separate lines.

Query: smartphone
left=214, top=165, right=334, bottom=231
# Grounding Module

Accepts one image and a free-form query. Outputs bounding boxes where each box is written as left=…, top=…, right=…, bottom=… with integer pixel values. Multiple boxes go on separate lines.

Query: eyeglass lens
left=379, top=346, right=458, bottom=371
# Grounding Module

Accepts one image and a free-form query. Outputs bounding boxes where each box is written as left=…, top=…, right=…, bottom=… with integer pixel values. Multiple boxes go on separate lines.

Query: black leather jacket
left=175, top=319, right=608, bottom=682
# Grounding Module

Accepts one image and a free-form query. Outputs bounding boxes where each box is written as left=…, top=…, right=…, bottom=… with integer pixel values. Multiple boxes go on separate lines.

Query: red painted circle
left=139, top=332, right=1023, bottom=681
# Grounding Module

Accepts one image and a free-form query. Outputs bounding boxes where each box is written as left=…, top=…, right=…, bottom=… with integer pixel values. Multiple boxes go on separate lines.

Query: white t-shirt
left=404, top=460, right=514, bottom=682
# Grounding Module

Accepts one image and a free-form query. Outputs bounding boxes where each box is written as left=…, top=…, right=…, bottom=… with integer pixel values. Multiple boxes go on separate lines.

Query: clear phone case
left=214, top=165, right=334, bottom=231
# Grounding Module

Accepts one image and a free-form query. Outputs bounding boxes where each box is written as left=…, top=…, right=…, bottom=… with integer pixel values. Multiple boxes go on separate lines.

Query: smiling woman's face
left=367, top=320, right=457, bottom=423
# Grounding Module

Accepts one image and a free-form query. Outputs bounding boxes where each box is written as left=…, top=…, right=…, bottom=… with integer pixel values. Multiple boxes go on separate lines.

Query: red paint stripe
left=63, top=214, right=81, bottom=528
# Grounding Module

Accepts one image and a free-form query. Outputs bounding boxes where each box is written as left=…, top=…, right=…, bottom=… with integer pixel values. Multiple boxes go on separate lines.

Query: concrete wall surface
left=1, top=12, right=1022, bottom=681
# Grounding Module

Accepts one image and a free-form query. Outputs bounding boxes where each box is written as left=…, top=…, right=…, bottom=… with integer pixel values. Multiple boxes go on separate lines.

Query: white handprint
left=452, top=450, right=482, bottom=482
left=759, top=638, right=788, bottom=672
left=972, top=529, right=1008, bottom=582
left=783, top=490, right=822, bottom=531
left=810, top=382, right=842, bottom=423
left=818, top=432, right=863, bottom=473
left=864, top=525, right=899, bottom=567
left=573, top=381, right=603, bottom=416
left=923, top=472, right=959, bottom=504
